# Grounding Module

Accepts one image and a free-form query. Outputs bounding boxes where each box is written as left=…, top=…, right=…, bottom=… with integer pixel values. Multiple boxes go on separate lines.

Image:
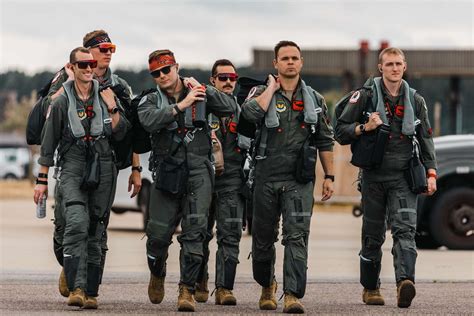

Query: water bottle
left=36, top=194, right=47, bottom=219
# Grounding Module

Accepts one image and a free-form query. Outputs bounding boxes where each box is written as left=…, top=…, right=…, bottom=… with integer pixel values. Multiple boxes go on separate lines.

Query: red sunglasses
left=93, top=43, right=116, bottom=54
left=215, top=73, right=238, bottom=82
left=73, top=60, right=98, bottom=69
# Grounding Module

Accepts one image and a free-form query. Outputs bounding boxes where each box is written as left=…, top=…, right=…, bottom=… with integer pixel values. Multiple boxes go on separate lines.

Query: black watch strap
left=324, top=174, right=335, bottom=181
left=174, top=105, right=183, bottom=113
left=132, top=166, right=143, bottom=172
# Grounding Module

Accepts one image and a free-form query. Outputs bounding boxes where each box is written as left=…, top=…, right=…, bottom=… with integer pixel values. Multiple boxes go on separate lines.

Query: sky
left=1, top=0, right=473, bottom=74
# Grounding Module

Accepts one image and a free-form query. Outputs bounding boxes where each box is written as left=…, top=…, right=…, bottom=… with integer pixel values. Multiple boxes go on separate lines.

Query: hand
left=33, top=184, right=48, bottom=204
left=267, top=74, right=280, bottom=92
left=425, top=177, right=437, bottom=196
left=364, top=112, right=383, bottom=132
left=321, top=179, right=334, bottom=201
left=179, top=85, right=206, bottom=109
left=183, top=77, right=201, bottom=89
left=128, top=171, right=142, bottom=198
left=65, top=63, right=75, bottom=81
left=100, top=88, right=117, bottom=110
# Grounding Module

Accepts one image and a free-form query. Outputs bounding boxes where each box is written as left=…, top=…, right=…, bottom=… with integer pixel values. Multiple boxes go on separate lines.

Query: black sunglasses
left=215, top=73, right=238, bottom=82
left=151, top=65, right=173, bottom=78
left=73, top=60, right=98, bottom=69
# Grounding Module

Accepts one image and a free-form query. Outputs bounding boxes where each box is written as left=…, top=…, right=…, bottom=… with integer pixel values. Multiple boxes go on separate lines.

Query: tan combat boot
left=177, top=284, right=196, bottom=312
left=148, top=274, right=165, bottom=304
left=397, top=279, right=416, bottom=308
left=59, top=268, right=70, bottom=298
left=283, top=293, right=305, bottom=313
left=67, top=288, right=85, bottom=307
left=362, top=288, right=385, bottom=305
left=259, top=280, right=277, bottom=310
left=83, top=295, right=98, bottom=309
left=194, top=278, right=209, bottom=303
left=215, top=287, right=237, bottom=305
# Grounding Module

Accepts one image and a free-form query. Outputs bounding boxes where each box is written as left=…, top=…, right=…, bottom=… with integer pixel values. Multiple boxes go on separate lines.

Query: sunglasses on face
left=93, top=43, right=116, bottom=54
left=150, top=65, right=174, bottom=78
left=73, top=60, right=98, bottom=69
left=215, top=73, right=238, bottom=82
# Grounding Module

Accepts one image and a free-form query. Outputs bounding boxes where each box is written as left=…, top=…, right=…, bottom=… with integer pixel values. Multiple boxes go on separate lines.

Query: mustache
left=223, top=84, right=233, bottom=89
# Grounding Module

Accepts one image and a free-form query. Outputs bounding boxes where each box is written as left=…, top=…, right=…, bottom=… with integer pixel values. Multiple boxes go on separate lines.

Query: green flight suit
left=39, top=80, right=129, bottom=296
left=44, top=68, right=132, bottom=279
left=335, top=79, right=437, bottom=289
left=241, top=79, right=334, bottom=298
left=197, top=98, right=246, bottom=290
left=137, top=80, right=234, bottom=290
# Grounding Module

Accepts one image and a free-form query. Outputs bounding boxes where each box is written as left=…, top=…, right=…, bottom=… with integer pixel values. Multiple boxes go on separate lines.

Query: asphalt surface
left=1, top=199, right=473, bottom=314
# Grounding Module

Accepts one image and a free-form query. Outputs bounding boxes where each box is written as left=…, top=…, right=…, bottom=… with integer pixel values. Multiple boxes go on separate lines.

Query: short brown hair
left=69, top=47, right=90, bottom=63
left=83, top=29, right=108, bottom=46
left=274, top=40, right=301, bottom=59
left=379, top=47, right=406, bottom=63
left=211, top=59, right=236, bottom=77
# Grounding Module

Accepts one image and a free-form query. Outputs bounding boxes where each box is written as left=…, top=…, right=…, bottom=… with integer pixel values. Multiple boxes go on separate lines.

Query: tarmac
left=1, top=199, right=473, bottom=314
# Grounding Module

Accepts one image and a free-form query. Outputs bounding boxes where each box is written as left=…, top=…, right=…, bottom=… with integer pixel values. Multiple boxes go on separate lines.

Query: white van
left=0, top=146, right=30, bottom=179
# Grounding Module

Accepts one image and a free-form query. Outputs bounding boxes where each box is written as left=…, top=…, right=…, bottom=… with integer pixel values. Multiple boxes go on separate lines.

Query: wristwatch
left=109, top=106, right=119, bottom=114
left=358, top=124, right=365, bottom=134
left=131, top=166, right=143, bottom=173
left=324, top=175, right=335, bottom=182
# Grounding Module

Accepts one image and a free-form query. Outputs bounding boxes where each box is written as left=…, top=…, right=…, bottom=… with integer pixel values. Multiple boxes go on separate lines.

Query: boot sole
left=177, top=303, right=195, bottom=312
left=216, top=298, right=237, bottom=305
left=398, top=282, right=416, bottom=308
left=83, top=303, right=98, bottom=309
left=283, top=304, right=305, bottom=314
left=67, top=299, right=84, bottom=307
left=259, top=302, right=277, bottom=310
left=194, top=292, right=209, bottom=303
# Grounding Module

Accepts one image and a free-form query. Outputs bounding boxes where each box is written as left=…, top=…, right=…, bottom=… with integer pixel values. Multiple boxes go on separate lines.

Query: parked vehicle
left=416, top=134, right=474, bottom=250
left=0, top=146, right=30, bottom=180
left=111, top=153, right=153, bottom=230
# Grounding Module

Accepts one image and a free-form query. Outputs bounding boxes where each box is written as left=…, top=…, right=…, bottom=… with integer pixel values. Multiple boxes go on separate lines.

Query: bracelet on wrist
left=427, top=172, right=437, bottom=179
left=324, top=175, right=335, bottom=182
left=131, top=166, right=143, bottom=173
left=36, top=179, right=48, bottom=185
left=174, top=105, right=183, bottom=114
left=38, top=173, right=48, bottom=179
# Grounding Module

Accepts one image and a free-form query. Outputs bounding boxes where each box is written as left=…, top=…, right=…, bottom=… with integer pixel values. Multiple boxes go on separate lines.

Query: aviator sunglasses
left=73, top=60, right=98, bottom=69
left=151, top=65, right=174, bottom=78
left=215, top=73, right=238, bottom=82
left=93, top=43, right=116, bottom=54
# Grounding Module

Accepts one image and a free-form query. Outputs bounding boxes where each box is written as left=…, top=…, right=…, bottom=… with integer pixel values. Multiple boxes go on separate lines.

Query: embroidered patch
left=77, top=109, right=86, bottom=120
left=276, top=101, right=286, bottom=113
left=395, top=105, right=405, bottom=117
left=246, top=87, right=257, bottom=100
left=349, top=91, right=360, bottom=104
left=210, top=121, right=220, bottom=131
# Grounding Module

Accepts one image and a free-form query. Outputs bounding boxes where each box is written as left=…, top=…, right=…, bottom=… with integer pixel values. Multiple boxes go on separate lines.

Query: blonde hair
left=378, top=47, right=406, bottom=64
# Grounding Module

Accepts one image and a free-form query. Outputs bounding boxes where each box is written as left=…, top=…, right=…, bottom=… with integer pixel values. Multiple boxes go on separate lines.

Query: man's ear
left=210, top=76, right=215, bottom=86
left=378, top=63, right=382, bottom=73
left=273, top=59, right=277, bottom=70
